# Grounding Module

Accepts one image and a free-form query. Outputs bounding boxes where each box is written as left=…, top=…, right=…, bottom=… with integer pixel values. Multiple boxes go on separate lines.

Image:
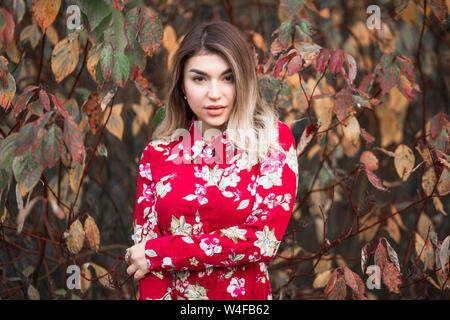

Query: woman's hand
left=125, top=242, right=150, bottom=281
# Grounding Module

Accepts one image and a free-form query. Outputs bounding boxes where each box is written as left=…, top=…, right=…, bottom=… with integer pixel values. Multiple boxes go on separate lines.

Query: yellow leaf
left=313, top=270, right=332, bottom=288
left=394, top=144, right=415, bottom=181
left=51, top=35, right=79, bottom=83
left=252, top=32, right=267, bottom=52
left=386, top=217, right=401, bottom=244
left=87, top=46, right=100, bottom=83
left=32, top=0, right=61, bottom=32
left=65, top=219, right=85, bottom=254
left=422, top=166, right=437, bottom=196
left=162, top=25, right=177, bottom=51
left=417, top=213, right=435, bottom=242
left=80, top=264, right=92, bottom=294
left=105, top=104, right=124, bottom=141
left=432, top=197, right=446, bottom=216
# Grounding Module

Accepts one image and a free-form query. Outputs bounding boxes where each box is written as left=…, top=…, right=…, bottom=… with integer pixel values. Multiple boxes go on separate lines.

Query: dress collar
left=182, top=115, right=236, bottom=164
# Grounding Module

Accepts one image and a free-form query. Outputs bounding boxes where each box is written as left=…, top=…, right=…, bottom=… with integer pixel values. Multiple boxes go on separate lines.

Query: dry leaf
left=296, top=127, right=314, bottom=157
left=437, top=168, right=449, bottom=196
left=342, top=115, right=360, bottom=146
left=89, top=262, right=114, bottom=289
left=27, top=284, right=40, bottom=300
left=394, top=144, right=415, bottom=181
left=16, top=197, right=42, bottom=234
left=105, top=103, right=124, bottom=141
left=84, top=215, right=100, bottom=251
left=432, top=197, right=447, bottom=216
left=80, top=263, right=92, bottom=294
left=313, top=269, right=332, bottom=288
left=417, top=213, right=434, bottom=243
left=65, top=219, right=85, bottom=254
left=422, top=166, right=437, bottom=196
left=415, top=232, right=435, bottom=271
left=386, top=217, right=401, bottom=244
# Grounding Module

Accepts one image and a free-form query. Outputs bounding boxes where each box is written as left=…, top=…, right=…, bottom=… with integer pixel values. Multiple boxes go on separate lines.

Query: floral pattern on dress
left=133, top=116, right=298, bottom=300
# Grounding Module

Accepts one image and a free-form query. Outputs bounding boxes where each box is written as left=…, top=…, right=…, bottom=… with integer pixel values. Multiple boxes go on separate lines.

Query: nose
left=208, top=80, right=221, bottom=100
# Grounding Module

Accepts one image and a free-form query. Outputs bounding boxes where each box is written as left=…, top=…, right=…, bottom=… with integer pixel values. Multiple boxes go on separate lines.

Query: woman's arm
left=131, top=145, right=172, bottom=299
left=143, top=122, right=299, bottom=272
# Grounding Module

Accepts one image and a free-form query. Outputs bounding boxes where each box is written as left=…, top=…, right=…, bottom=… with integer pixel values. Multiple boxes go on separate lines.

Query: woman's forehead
left=184, top=52, right=231, bottom=73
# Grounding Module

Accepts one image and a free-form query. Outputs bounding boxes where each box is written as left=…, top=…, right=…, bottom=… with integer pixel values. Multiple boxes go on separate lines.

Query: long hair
left=152, top=21, right=282, bottom=166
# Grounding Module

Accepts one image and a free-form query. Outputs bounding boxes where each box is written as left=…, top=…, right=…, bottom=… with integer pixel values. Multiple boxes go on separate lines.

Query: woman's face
left=182, top=52, right=236, bottom=135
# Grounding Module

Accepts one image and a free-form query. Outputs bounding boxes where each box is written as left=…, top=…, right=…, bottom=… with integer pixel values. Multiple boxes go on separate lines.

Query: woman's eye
left=224, top=75, right=234, bottom=82
left=193, top=77, right=204, bottom=82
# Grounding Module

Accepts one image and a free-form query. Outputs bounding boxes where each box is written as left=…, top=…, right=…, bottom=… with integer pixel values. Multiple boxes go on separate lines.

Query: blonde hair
left=153, top=21, right=282, bottom=166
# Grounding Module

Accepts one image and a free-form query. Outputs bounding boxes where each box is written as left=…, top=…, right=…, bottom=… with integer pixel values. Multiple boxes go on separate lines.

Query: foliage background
left=0, top=0, right=448, bottom=300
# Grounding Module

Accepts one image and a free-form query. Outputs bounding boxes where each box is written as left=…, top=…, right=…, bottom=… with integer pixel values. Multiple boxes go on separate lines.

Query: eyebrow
left=188, top=68, right=232, bottom=76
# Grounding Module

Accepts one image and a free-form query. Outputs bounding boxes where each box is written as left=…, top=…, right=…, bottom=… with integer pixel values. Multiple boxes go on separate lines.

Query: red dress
left=132, top=116, right=298, bottom=300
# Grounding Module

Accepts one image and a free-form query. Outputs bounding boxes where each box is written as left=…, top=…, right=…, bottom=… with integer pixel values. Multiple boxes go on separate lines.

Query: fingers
left=127, top=263, right=137, bottom=275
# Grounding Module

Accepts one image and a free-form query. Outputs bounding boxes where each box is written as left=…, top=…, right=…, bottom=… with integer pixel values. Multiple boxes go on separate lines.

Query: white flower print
left=184, top=283, right=209, bottom=300
left=168, top=215, right=192, bottom=236
left=285, top=145, right=299, bottom=176
left=254, top=226, right=280, bottom=257
left=220, top=226, right=247, bottom=244
left=131, top=223, right=143, bottom=245
left=258, top=170, right=282, bottom=189
left=155, top=180, right=172, bottom=198
left=162, top=257, right=174, bottom=268
left=199, top=238, right=222, bottom=256
left=227, top=277, right=246, bottom=297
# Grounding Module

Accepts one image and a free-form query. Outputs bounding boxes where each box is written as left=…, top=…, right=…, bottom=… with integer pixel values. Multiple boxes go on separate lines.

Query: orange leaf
left=32, top=0, right=61, bottom=32
left=84, top=215, right=100, bottom=252
left=82, top=93, right=103, bottom=135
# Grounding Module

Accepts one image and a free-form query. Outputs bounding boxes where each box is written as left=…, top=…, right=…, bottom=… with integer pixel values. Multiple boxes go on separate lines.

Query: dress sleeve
left=133, top=145, right=172, bottom=299
left=144, top=122, right=299, bottom=272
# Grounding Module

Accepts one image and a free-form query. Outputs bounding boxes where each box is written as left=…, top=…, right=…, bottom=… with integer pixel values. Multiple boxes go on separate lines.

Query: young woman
left=125, top=21, right=299, bottom=300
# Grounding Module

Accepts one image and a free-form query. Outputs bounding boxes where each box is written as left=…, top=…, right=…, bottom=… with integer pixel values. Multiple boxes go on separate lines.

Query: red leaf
left=63, top=114, right=85, bottom=163
left=375, top=240, right=388, bottom=271
left=330, top=49, right=345, bottom=74
left=333, top=87, right=353, bottom=124
left=365, top=169, right=389, bottom=192
left=0, top=8, right=15, bottom=48
left=324, top=268, right=338, bottom=297
left=273, top=51, right=296, bottom=79
left=343, top=266, right=366, bottom=299
left=316, top=48, right=330, bottom=73
left=327, top=274, right=347, bottom=300
left=287, top=54, right=302, bottom=76
left=382, top=262, right=402, bottom=293
left=39, top=89, right=51, bottom=112
left=360, top=151, right=378, bottom=171
left=358, top=73, right=376, bottom=94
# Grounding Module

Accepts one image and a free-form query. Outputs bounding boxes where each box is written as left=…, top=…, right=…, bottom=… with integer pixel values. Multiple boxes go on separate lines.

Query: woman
left=125, top=21, right=298, bottom=300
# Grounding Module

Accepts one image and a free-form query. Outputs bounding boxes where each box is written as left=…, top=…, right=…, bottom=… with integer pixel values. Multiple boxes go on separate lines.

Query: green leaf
left=100, top=42, right=114, bottom=81
left=279, top=20, right=293, bottom=49
left=76, top=0, right=112, bottom=31
left=112, top=52, right=129, bottom=88
left=15, top=122, right=37, bottom=157
left=104, top=9, right=127, bottom=54
left=12, top=148, right=43, bottom=196
left=124, top=6, right=163, bottom=57
left=33, top=125, right=62, bottom=169
left=0, top=133, right=17, bottom=169
left=91, top=12, right=112, bottom=44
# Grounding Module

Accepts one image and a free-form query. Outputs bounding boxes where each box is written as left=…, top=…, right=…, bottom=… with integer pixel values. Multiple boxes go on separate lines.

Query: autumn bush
left=0, top=0, right=448, bottom=300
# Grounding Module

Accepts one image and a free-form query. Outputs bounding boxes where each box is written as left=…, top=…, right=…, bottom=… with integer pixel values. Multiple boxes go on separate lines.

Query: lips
left=206, top=105, right=226, bottom=109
